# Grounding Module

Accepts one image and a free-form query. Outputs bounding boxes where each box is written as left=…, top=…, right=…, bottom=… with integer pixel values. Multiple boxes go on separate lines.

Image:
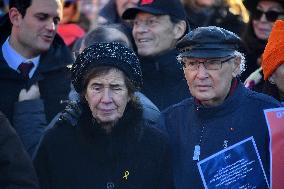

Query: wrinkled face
left=10, top=0, right=62, bottom=58
left=85, top=69, right=130, bottom=124
left=252, top=1, right=284, bottom=40
left=115, top=0, right=139, bottom=17
left=183, top=56, right=240, bottom=107
left=132, top=12, right=181, bottom=57
left=271, top=63, right=284, bottom=97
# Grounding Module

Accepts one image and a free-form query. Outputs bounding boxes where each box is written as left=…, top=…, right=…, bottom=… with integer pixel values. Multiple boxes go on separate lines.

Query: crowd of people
left=0, top=0, right=283, bottom=188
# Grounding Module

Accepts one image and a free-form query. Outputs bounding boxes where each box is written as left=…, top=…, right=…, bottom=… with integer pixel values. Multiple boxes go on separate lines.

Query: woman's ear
left=173, top=20, right=187, bottom=40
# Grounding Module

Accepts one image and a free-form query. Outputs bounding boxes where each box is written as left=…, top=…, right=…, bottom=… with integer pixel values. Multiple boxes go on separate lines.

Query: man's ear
left=232, top=56, right=241, bottom=77
left=9, top=7, right=23, bottom=27
left=173, top=20, right=187, bottom=40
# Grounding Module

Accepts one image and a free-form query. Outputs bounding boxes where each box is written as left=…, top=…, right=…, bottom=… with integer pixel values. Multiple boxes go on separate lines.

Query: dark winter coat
left=255, top=80, right=284, bottom=102
left=157, top=81, right=282, bottom=189
left=0, top=14, right=73, bottom=123
left=0, top=111, right=39, bottom=189
left=139, top=49, right=191, bottom=111
left=33, top=102, right=173, bottom=189
left=13, top=99, right=47, bottom=157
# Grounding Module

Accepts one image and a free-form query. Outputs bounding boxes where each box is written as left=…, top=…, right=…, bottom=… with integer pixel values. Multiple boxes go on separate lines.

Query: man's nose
left=46, top=20, right=56, bottom=31
left=196, top=63, right=209, bottom=78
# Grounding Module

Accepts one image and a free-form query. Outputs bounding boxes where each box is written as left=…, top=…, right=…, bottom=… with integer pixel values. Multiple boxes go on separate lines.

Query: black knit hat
left=71, top=42, right=143, bottom=93
left=177, top=26, right=241, bottom=58
left=122, top=0, right=187, bottom=21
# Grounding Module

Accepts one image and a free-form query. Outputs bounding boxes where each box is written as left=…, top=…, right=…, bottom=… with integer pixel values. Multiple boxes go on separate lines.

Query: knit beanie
left=71, top=42, right=143, bottom=93
left=262, top=20, right=284, bottom=80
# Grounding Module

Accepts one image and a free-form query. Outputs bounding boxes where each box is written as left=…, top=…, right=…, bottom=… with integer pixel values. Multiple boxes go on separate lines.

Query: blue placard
left=197, top=137, right=269, bottom=189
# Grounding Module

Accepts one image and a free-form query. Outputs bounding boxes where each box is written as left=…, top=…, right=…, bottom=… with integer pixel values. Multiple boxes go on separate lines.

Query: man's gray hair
left=232, top=51, right=246, bottom=76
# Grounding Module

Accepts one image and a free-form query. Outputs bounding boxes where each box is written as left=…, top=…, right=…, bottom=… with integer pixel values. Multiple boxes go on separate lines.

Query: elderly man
left=122, top=0, right=191, bottom=110
left=157, top=26, right=282, bottom=189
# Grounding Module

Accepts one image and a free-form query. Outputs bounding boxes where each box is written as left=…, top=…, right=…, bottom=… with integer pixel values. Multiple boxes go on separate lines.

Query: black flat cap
left=176, top=26, right=241, bottom=58
left=71, top=42, right=143, bottom=93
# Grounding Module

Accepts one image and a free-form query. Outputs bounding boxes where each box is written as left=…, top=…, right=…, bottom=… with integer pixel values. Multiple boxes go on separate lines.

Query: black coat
left=157, top=81, right=282, bottom=189
left=0, top=111, right=39, bottom=189
left=139, top=50, right=191, bottom=111
left=33, top=102, right=173, bottom=189
left=0, top=15, right=73, bottom=123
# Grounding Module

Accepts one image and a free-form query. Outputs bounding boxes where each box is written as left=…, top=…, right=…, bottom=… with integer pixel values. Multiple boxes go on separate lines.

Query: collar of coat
left=78, top=99, right=144, bottom=141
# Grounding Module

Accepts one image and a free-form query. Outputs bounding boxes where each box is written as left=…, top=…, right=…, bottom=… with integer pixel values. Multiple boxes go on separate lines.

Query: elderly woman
left=33, top=42, right=173, bottom=189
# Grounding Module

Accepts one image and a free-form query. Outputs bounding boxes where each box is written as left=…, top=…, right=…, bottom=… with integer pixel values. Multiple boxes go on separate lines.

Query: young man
left=0, top=0, right=73, bottom=155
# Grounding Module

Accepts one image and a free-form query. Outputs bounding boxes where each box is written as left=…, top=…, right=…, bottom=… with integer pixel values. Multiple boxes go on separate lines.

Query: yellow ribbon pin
left=123, top=171, right=130, bottom=180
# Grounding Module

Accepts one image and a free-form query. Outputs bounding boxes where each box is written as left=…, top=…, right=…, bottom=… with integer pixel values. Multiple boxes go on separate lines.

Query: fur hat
left=71, top=42, right=143, bottom=93
left=262, top=20, right=284, bottom=80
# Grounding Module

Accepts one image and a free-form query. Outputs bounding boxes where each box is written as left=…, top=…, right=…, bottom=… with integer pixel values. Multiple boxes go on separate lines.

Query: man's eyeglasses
left=178, top=56, right=235, bottom=71
left=253, top=9, right=284, bottom=22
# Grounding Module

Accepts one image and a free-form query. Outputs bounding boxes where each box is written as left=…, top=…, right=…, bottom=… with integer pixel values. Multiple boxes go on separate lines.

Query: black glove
left=58, top=100, right=82, bottom=127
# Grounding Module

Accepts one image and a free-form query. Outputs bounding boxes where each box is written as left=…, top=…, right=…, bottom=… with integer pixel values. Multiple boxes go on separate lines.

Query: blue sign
left=198, top=137, right=269, bottom=189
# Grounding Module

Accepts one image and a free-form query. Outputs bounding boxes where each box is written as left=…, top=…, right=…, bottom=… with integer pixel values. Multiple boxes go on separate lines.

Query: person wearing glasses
left=121, top=0, right=191, bottom=111
left=156, top=26, right=282, bottom=189
left=240, top=0, right=284, bottom=82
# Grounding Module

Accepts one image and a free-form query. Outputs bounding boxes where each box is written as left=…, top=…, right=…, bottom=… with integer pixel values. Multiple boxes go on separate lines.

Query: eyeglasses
left=178, top=56, right=235, bottom=71
left=252, top=9, right=284, bottom=22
